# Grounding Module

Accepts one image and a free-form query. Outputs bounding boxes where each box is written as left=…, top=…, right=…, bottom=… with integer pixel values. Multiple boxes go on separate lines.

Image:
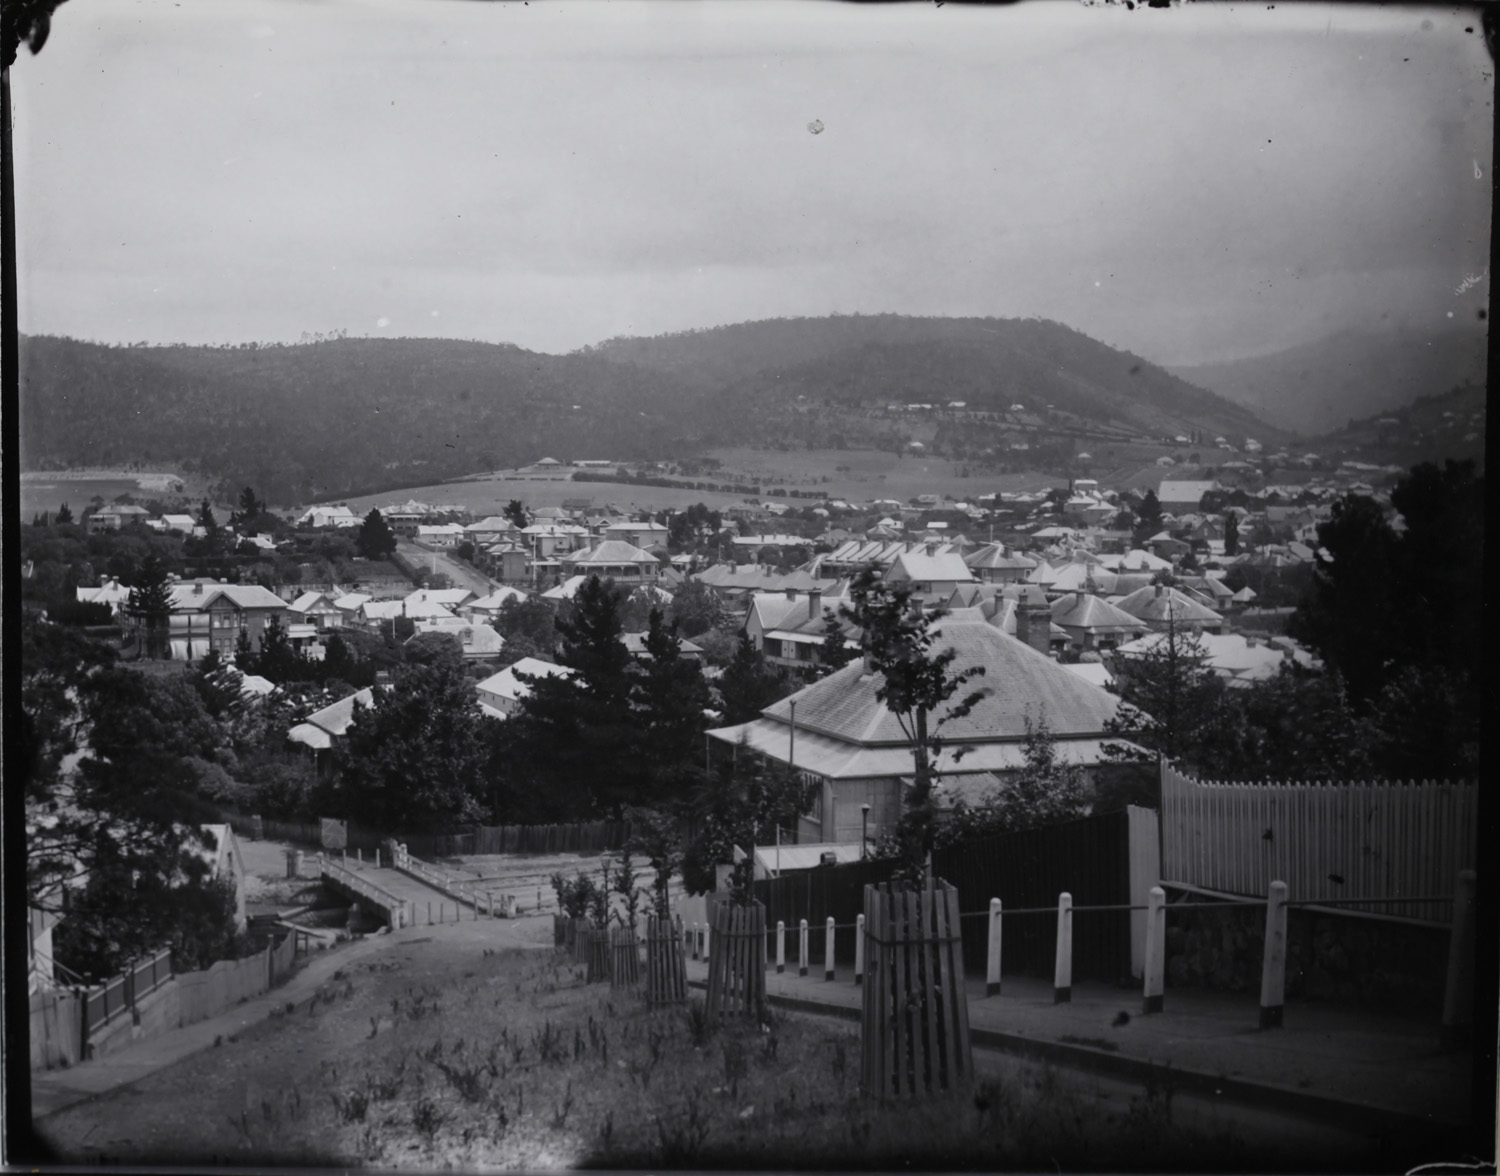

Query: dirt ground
left=35, top=914, right=1372, bottom=1172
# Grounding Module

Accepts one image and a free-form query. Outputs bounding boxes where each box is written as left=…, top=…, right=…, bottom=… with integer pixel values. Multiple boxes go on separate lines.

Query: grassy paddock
left=37, top=936, right=1300, bottom=1171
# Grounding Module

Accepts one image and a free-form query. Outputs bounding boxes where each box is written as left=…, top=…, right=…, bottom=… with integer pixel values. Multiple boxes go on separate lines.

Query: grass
left=39, top=938, right=1286, bottom=1171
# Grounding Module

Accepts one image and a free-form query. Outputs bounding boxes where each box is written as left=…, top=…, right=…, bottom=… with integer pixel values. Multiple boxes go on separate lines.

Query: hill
left=1310, top=383, right=1487, bottom=471
left=20, top=316, right=1282, bottom=506
left=1169, top=324, right=1489, bottom=436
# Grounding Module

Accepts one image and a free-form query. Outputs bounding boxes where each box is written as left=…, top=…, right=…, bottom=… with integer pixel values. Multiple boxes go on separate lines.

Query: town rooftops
left=1050, top=592, right=1148, bottom=633
left=1112, top=584, right=1223, bottom=625
left=287, top=687, right=376, bottom=749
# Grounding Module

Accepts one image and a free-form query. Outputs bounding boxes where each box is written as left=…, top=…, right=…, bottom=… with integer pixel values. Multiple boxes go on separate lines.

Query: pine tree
left=198, top=498, right=218, bottom=536
left=1223, top=511, right=1240, bottom=557
left=356, top=508, right=398, bottom=559
left=55, top=502, right=73, bottom=525
left=633, top=607, right=711, bottom=803
left=717, top=633, right=791, bottom=725
left=503, top=499, right=528, bottom=530
left=1103, top=616, right=1226, bottom=770
left=126, top=552, right=174, bottom=659
left=816, top=610, right=854, bottom=675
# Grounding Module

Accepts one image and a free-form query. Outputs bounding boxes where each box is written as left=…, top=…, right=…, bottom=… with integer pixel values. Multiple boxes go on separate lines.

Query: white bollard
left=488, top=892, right=495, bottom=918
left=1259, top=881, right=1288, bottom=1029
left=1143, top=886, right=1166, bottom=1014
left=986, top=898, right=1003, bottom=997
left=1054, top=892, right=1073, bottom=1004
left=776, top=921, right=786, bottom=973
left=1442, top=869, right=1478, bottom=1049
left=357, top=848, right=362, bottom=865
left=799, top=919, right=809, bottom=978
left=703, top=920, right=711, bottom=964
left=855, top=914, right=865, bottom=986
left=825, top=917, right=836, bottom=981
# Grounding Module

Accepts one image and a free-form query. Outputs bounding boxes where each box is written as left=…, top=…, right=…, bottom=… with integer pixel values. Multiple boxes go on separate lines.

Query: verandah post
left=1143, top=886, right=1166, bottom=1014
left=1053, top=892, right=1073, bottom=1003
left=1259, top=880, right=1288, bottom=1029
left=986, top=898, right=1002, bottom=997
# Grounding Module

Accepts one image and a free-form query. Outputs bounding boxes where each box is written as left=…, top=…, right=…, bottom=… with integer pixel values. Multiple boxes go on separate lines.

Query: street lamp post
left=861, top=803, right=871, bottom=860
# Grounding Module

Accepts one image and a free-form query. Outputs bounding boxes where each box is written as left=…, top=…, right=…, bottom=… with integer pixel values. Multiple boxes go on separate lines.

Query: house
left=163, top=580, right=289, bottom=661
left=563, top=540, right=662, bottom=584
left=407, top=622, right=506, bottom=662
left=405, top=587, right=476, bottom=611
left=1111, top=584, right=1224, bottom=632
left=521, top=523, right=591, bottom=559
left=86, top=503, right=151, bottom=532
left=465, top=516, right=522, bottom=542
left=475, top=657, right=574, bottom=718
left=296, top=505, right=361, bottom=529
left=75, top=577, right=132, bottom=618
left=883, top=546, right=975, bottom=605
left=415, top=523, right=467, bottom=548
left=1049, top=592, right=1149, bottom=651
left=604, top=520, right=670, bottom=549
left=358, top=598, right=458, bottom=630
left=964, top=544, right=1036, bottom=584
left=622, top=631, right=705, bottom=663
left=462, top=587, right=529, bottom=621
left=482, top=541, right=533, bottom=584
left=1112, top=630, right=1318, bottom=686
left=744, top=588, right=853, bottom=672
left=288, top=590, right=346, bottom=632
left=287, top=687, right=376, bottom=766
left=707, top=609, right=1136, bottom=843
left=159, top=513, right=201, bottom=536
left=197, top=824, right=249, bottom=930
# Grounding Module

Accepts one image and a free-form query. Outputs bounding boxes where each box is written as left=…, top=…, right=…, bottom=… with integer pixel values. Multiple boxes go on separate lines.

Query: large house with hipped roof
left=707, top=608, right=1135, bottom=844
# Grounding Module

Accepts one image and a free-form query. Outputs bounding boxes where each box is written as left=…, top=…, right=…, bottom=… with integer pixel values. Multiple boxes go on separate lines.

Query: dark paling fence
left=861, top=879, right=972, bottom=1100
left=705, top=899, right=767, bottom=1020
left=609, top=923, right=642, bottom=989
left=646, top=913, right=687, bottom=1006
left=934, top=809, right=1133, bottom=982
left=754, top=859, right=897, bottom=966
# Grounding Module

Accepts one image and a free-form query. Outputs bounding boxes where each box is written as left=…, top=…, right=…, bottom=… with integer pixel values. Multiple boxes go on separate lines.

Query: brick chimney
left=808, top=588, right=822, bottom=620
left=925, top=542, right=937, bottom=557
left=1014, top=601, right=1051, bottom=656
left=785, top=587, right=797, bottom=601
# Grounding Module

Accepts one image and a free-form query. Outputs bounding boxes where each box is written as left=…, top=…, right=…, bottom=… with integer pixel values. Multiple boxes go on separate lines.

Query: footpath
left=29, top=915, right=550, bottom=1122
left=683, top=954, right=1477, bottom=1140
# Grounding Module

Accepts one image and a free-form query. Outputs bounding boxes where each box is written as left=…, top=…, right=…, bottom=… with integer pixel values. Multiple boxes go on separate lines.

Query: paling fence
left=1160, top=763, right=1478, bottom=924
left=32, top=935, right=298, bottom=1070
left=751, top=810, right=1144, bottom=983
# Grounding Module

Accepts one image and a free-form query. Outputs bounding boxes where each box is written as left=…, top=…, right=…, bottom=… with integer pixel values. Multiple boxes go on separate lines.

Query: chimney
left=925, top=542, right=937, bottom=558
left=1015, top=601, right=1051, bottom=657
left=808, top=588, right=822, bottom=620
left=1154, top=583, right=1163, bottom=598
left=785, top=587, right=797, bottom=601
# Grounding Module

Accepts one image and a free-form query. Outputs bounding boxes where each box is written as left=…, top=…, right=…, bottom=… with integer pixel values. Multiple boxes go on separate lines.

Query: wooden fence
left=227, top=814, right=633, bottom=859
left=30, top=988, right=84, bottom=1071
left=704, top=899, right=767, bottom=1020
left=178, top=937, right=292, bottom=1027
left=1160, top=763, right=1478, bottom=924
left=645, top=913, right=687, bottom=1006
left=861, top=879, right=971, bottom=1100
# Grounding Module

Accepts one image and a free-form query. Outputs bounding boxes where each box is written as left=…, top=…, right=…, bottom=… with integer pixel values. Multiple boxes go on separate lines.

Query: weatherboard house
left=707, top=608, right=1132, bottom=844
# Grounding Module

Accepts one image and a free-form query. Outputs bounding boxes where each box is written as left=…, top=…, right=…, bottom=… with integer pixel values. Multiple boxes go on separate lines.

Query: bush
left=550, top=871, right=602, bottom=920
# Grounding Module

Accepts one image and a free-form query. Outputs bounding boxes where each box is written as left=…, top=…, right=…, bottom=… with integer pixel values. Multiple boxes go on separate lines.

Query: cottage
left=883, top=545, right=975, bottom=605
left=708, top=610, right=1135, bottom=842
left=1112, top=584, right=1223, bottom=632
left=475, top=657, right=574, bottom=718
left=744, top=588, right=852, bottom=671
left=562, top=540, right=661, bottom=584
left=164, top=580, right=289, bottom=661
left=1049, top=592, right=1149, bottom=651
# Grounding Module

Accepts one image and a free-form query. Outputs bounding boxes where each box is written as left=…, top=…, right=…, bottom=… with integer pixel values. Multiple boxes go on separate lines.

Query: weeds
left=683, top=999, right=712, bottom=1047
left=433, top=1058, right=489, bottom=1104
left=533, top=1018, right=566, bottom=1063
left=551, top=1080, right=576, bottom=1128
left=721, top=1037, right=749, bottom=1099
left=655, top=1091, right=709, bottom=1164
left=411, top=1098, right=446, bottom=1142
left=330, top=1088, right=370, bottom=1124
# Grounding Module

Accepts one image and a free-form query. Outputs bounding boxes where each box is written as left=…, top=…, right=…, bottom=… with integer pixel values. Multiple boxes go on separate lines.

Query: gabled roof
left=964, top=544, right=1036, bottom=571
left=476, top=657, right=573, bottom=704
left=467, top=587, right=529, bottom=610
left=622, top=631, right=705, bottom=657
left=290, top=688, right=377, bottom=746
left=332, top=593, right=371, bottom=611
left=570, top=539, right=658, bottom=565
left=289, top=591, right=337, bottom=613
left=887, top=550, right=975, bottom=584
left=752, top=612, right=1121, bottom=747
left=405, top=588, right=475, bottom=607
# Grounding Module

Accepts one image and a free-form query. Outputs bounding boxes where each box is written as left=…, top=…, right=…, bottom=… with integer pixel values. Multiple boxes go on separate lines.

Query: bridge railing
left=390, top=843, right=517, bottom=918
left=320, top=855, right=409, bottom=927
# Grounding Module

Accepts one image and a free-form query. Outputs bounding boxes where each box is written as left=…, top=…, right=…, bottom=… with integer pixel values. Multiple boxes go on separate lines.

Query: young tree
left=1133, top=489, right=1163, bottom=542
left=356, top=508, right=398, bottom=559
left=126, top=551, right=174, bottom=659
left=503, top=499, right=528, bottom=530
left=666, top=578, right=723, bottom=639
left=55, top=501, right=73, bottom=525
left=626, top=807, right=684, bottom=918
left=198, top=498, right=218, bottom=537
left=1103, top=617, right=1227, bottom=772
left=1223, top=511, right=1240, bottom=557
left=817, top=610, right=855, bottom=675
left=841, top=570, right=988, bottom=885
left=935, top=709, right=1091, bottom=846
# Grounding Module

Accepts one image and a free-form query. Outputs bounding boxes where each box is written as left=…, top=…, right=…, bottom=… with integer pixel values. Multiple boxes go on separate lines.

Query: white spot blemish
left=431, top=310, right=440, bottom=318
left=377, top=317, right=391, bottom=328
left=1475, top=160, right=1483, bottom=180
left=807, top=119, right=824, bottom=135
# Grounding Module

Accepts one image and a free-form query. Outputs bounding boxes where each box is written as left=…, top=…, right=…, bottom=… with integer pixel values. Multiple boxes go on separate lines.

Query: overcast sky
left=10, top=0, right=1492, bottom=366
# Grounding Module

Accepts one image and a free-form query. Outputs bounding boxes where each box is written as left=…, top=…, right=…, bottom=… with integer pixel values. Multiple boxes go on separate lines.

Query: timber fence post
left=986, top=898, right=1002, bottom=997
left=1054, top=892, right=1073, bottom=1004
left=1442, top=869, right=1477, bottom=1050
left=1259, top=881, right=1288, bottom=1029
left=1143, top=886, right=1166, bottom=1014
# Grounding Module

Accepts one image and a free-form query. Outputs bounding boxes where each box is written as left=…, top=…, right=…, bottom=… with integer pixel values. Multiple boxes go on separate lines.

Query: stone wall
left=87, top=980, right=182, bottom=1061
left=1165, top=903, right=1448, bottom=1013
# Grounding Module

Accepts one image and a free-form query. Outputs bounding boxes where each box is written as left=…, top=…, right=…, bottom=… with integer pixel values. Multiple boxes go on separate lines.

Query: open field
left=34, top=927, right=1377, bottom=1171
left=338, top=475, right=755, bottom=519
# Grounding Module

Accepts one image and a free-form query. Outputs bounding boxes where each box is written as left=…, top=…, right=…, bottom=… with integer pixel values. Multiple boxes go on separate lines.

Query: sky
left=10, top=0, right=1493, bottom=366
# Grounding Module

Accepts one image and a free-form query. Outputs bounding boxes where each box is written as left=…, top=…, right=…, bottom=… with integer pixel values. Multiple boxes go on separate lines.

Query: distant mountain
left=1311, top=383, right=1487, bottom=470
left=1168, top=324, right=1488, bottom=437
left=20, top=315, right=1281, bottom=506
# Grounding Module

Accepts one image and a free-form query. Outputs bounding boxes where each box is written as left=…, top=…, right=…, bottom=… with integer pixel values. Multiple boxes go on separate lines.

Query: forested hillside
left=21, top=315, right=1281, bottom=505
